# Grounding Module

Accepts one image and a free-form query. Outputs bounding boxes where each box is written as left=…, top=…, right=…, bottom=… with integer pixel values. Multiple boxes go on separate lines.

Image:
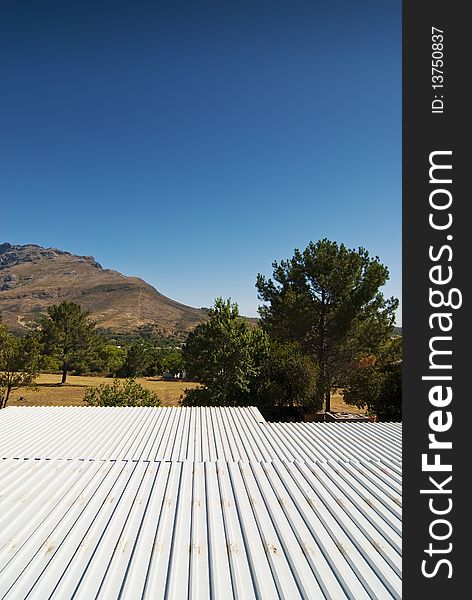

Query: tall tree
left=0, top=325, right=40, bottom=409
left=256, top=239, right=398, bottom=412
left=182, top=298, right=269, bottom=406
left=117, top=343, right=149, bottom=378
left=39, top=301, right=101, bottom=384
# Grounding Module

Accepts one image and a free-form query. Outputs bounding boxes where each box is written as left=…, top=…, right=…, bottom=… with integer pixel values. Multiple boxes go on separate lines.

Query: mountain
left=0, top=243, right=206, bottom=335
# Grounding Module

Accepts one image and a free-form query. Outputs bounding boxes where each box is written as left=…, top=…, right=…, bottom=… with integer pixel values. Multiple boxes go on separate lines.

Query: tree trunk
left=0, top=386, right=12, bottom=409
left=61, top=363, right=68, bottom=384
left=325, top=385, right=331, bottom=413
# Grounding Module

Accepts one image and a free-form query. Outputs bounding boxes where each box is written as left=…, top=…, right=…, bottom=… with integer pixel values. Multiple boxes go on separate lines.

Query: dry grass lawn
left=329, top=389, right=366, bottom=414
left=8, top=375, right=366, bottom=413
left=8, top=373, right=200, bottom=407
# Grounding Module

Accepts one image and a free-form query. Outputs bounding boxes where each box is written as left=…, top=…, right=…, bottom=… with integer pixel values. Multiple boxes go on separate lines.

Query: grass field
left=328, top=390, right=366, bottom=414
left=7, top=374, right=366, bottom=413
left=8, top=374, right=200, bottom=407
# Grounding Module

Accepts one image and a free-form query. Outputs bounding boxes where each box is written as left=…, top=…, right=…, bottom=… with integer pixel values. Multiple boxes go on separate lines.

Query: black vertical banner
left=403, top=1, right=469, bottom=598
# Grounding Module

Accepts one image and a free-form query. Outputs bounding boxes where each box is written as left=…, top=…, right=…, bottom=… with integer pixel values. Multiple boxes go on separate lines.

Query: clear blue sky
left=0, top=0, right=401, bottom=323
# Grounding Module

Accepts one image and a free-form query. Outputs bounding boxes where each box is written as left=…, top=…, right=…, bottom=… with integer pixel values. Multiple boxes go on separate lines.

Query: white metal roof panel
left=0, top=406, right=269, bottom=462
left=0, top=458, right=401, bottom=599
left=268, top=421, right=402, bottom=471
left=0, top=407, right=401, bottom=466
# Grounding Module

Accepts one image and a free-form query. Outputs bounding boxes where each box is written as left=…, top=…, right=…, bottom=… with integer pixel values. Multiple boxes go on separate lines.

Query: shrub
left=255, top=341, right=320, bottom=412
left=84, top=378, right=161, bottom=407
left=180, top=386, right=220, bottom=407
left=343, top=360, right=402, bottom=421
left=374, top=363, right=402, bottom=421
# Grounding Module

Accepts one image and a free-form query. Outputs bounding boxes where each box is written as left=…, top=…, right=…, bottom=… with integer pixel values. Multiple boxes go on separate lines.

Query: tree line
left=0, top=302, right=184, bottom=408
left=0, top=239, right=401, bottom=419
left=182, top=239, right=401, bottom=420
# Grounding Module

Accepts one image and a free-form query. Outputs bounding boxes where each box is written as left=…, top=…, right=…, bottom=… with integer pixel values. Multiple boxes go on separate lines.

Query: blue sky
left=0, top=0, right=401, bottom=322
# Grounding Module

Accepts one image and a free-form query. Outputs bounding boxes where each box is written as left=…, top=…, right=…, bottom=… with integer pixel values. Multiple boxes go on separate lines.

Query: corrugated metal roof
left=0, top=458, right=401, bottom=599
left=0, top=406, right=401, bottom=466
left=0, top=406, right=267, bottom=461
left=0, top=406, right=402, bottom=598
left=268, top=422, right=402, bottom=473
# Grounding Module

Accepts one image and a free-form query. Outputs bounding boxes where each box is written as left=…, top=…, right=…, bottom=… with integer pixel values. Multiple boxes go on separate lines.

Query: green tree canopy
left=116, top=343, right=149, bottom=378
left=182, top=298, right=269, bottom=406
left=96, top=344, right=127, bottom=376
left=256, top=239, right=398, bottom=411
left=0, top=325, right=40, bottom=409
left=141, top=348, right=162, bottom=377
left=162, top=350, right=184, bottom=377
left=39, top=301, right=101, bottom=384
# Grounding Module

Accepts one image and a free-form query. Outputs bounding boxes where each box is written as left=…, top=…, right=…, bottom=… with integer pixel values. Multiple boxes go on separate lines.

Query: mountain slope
left=0, top=243, right=205, bottom=334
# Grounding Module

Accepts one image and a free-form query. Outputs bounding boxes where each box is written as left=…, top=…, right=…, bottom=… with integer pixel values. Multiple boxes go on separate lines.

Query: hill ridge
left=0, top=242, right=205, bottom=335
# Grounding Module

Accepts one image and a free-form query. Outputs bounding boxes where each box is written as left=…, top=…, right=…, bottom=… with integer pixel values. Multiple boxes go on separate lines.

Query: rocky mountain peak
left=0, top=242, right=204, bottom=334
left=0, top=243, right=102, bottom=270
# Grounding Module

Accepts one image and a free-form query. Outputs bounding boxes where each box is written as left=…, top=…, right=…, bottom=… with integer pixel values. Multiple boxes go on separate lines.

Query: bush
left=182, top=384, right=257, bottom=407
left=180, top=386, right=224, bottom=407
left=84, top=378, right=161, bottom=407
left=343, top=361, right=401, bottom=421
left=375, top=363, right=402, bottom=421
left=255, top=341, right=320, bottom=412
